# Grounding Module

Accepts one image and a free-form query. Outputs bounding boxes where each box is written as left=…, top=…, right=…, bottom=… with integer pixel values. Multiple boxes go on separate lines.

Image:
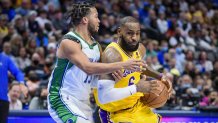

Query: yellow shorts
left=99, top=100, right=161, bottom=123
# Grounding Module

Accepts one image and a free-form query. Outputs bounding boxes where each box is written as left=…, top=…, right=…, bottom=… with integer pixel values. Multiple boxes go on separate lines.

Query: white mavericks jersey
left=48, top=31, right=100, bottom=102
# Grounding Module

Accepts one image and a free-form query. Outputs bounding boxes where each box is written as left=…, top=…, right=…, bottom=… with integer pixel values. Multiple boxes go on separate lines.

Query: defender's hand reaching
left=121, top=59, right=145, bottom=71
left=112, top=70, right=123, bottom=82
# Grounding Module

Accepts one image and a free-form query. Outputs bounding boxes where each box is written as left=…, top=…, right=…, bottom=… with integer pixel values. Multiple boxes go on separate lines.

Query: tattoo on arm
left=100, top=47, right=122, bottom=80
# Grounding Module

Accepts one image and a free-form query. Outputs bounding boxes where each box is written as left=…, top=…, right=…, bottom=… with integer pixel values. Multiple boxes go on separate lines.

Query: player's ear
left=82, top=17, right=89, bottom=24
left=117, top=27, right=121, bottom=36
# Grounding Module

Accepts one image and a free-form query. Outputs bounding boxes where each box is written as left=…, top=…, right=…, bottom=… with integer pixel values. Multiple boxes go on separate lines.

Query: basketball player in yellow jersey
left=94, top=16, right=172, bottom=123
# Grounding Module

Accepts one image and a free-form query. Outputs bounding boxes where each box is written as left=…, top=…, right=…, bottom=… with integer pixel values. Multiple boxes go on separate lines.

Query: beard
left=120, top=35, right=139, bottom=52
left=88, top=22, right=98, bottom=35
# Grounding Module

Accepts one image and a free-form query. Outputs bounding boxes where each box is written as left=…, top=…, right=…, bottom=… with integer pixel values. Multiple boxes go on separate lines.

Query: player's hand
left=136, top=75, right=162, bottom=96
left=161, top=75, right=173, bottom=98
left=139, top=60, right=148, bottom=72
left=122, top=59, right=145, bottom=71
left=112, top=70, right=123, bottom=82
left=20, top=84, right=28, bottom=98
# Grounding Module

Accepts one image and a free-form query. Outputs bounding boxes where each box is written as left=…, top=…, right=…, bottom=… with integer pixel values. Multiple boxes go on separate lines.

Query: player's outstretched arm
left=58, top=39, right=143, bottom=75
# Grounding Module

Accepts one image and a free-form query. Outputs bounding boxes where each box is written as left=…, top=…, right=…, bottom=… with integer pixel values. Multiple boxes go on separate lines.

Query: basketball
left=140, top=80, right=169, bottom=108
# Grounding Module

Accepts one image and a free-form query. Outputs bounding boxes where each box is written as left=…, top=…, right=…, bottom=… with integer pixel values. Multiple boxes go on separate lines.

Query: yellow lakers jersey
left=94, top=42, right=144, bottom=112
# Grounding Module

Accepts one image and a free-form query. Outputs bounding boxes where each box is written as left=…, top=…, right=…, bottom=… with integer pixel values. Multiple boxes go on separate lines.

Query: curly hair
left=67, top=1, right=96, bottom=27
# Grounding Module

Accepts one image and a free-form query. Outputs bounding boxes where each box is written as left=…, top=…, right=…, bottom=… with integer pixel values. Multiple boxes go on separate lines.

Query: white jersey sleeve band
left=97, top=79, right=137, bottom=104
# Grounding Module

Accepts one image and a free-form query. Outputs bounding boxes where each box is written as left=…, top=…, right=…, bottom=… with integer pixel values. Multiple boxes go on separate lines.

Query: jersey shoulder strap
left=62, top=32, right=80, bottom=43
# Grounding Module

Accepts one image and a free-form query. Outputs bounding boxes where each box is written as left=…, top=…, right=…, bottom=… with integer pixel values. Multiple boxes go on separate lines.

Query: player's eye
left=127, top=32, right=133, bottom=35
left=136, top=32, right=140, bottom=35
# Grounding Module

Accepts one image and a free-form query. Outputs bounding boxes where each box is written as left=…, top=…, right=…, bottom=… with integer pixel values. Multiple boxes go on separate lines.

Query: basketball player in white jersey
left=47, top=1, right=145, bottom=123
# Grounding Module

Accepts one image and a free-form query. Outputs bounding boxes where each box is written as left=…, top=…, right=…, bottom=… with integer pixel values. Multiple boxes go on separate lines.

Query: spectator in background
left=29, top=84, right=48, bottom=110
left=200, top=90, right=218, bottom=106
left=35, top=29, right=49, bottom=47
left=132, top=10, right=139, bottom=20
left=98, top=14, right=110, bottom=36
left=151, top=55, right=162, bottom=71
left=157, top=11, right=168, bottom=34
left=157, top=40, right=168, bottom=65
left=162, top=52, right=171, bottom=70
left=8, top=82, right=23, bottom=110
left=168, top=48, right=185, bottom=74
left=178, top=74, right=193, bottom=95
left=47, top=2, right=56, bottom=19
left=35, top=47, right=46, bottom=65
left=0, top=0, right=16, bottom=21
left=119, top=0, right=133, bottom=16
left=24, top=53, right=44, bottom=78
left=47, top=39, right=57, bottom=55
left=199, top=87, right=210, bottom=106
left=169, top=58, right=181, bottom=77
left=0, top=14, right=9, bottom=41
left=20, top=28, right=30, bottom=47
left=169, top=28, right=184, bottom=48
left=10, top=34, right=23, bottom=57
left=35, top=9, right=51, bottom=29
left=196, top=51, right=213, bottom=74
left=199, top=28, right=215, bottom=52
left=185, top=50, right=196, bottom=62
left=44, top=23, right=54, bottom=37
left=181, top=87, right=200, bottom=110
left=13, top=14, right=26, bottom=36
left=177, top=12, right=192, bottom=37
left=27, top=11, right=40, bottom=33
left=0, top=52, right=28, bottom=123
left=108, top=14, right=117, bottom=35
left=43, top=57, right=54, bottom=80
left=16, top=47, right=31, bottom=71
left=144, top=9, right=161, bottom=40
left=211, top=61, right=218, bottom=81
left=15, top=0, right=31, bottom=16
left=179, top=0, right=189, bottom=12
left=20, top=93, right=31, bottom=110
left=144, top=40, right=157, bottom=58
left=185, top=30, right=197, bottom=51
left=183, top=61, right=197, bottom=79
left=26, top=71, right=40, bottom=97
left=2, top=24, right=16, bottom=47
left=51, top=10, right=66, bottom=31
left=165, top=14, right=177, bottom=38
left=26, top=37, right=37, bottom=56
left=2, top=42, right=17, bottom=66
left=194, top=77, right=205, bottom=91
left=138, top=2, right=150, bottom=24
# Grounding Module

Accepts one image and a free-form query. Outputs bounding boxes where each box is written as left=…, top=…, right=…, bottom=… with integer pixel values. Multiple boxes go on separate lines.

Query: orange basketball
left=140, top=80, right=168, bottom=108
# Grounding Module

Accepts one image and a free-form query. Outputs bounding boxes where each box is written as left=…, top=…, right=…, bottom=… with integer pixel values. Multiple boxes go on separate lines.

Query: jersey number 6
left=128, top=76, right=135, bottom=86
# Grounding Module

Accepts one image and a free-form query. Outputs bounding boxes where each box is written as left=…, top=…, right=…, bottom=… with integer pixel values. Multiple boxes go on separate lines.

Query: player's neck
left=74, top=26, right=93, bottom=44
left=118, top=40, right=133, bottom=57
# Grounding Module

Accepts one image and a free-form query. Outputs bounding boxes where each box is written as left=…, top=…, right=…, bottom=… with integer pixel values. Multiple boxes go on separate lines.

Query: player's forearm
left=141, top=65, right=162, bottom=80
left=83, top=62, right=123, bottom=75
left=98, top=80, right=137, bottom=104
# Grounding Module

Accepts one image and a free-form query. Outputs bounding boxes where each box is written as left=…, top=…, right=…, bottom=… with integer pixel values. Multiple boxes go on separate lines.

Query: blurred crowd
left=1, top=0, right=218, bottom=111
